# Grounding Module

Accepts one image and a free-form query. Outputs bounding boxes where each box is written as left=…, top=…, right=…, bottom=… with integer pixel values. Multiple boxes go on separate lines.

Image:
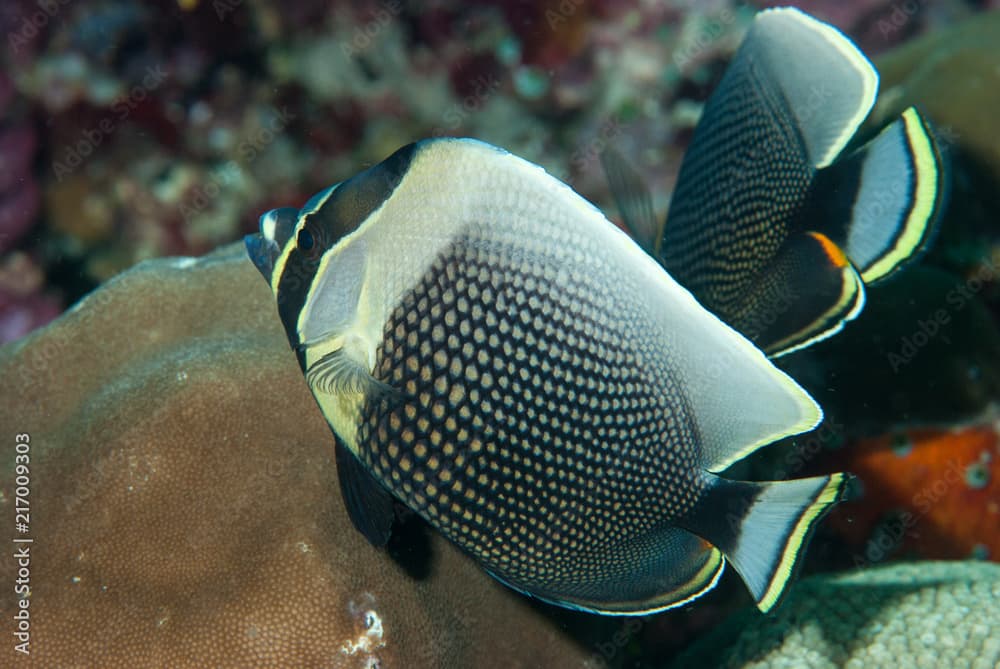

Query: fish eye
left=297, top=228, right=315, bottom=252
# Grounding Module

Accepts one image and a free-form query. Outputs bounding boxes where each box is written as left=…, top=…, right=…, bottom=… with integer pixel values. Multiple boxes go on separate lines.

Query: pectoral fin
left=305, top=343, right=399, bottom=401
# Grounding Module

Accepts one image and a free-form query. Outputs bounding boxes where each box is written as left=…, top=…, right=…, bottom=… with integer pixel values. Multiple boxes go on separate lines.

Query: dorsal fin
left=747, top=7, right=877, bottom=168
left=659, top=7, right=877, bottom=336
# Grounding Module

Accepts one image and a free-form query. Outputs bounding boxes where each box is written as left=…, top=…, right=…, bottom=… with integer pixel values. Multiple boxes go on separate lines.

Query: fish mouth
left=245, top=232, right=279, bottom=281
left=246, top=206, right=300, bottom=281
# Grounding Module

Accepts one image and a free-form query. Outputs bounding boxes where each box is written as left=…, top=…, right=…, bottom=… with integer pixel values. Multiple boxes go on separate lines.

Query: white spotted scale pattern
left=662, top=53, right=814, bottom=319
left=355, top=223, right=708, bottom=598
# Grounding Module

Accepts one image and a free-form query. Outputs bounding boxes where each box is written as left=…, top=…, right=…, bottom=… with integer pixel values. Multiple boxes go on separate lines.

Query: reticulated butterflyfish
left=601, top=7, right=946, bottom=356
left=246, top=136, right=849, bottom=615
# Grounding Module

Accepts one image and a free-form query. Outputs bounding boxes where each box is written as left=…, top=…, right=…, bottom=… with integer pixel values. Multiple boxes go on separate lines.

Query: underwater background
left=1, top=0, right=999, bottom=667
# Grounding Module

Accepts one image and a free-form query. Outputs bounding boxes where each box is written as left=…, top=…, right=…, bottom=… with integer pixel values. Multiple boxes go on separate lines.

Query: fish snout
left=246, top=206, right=300, bottom=280
left=244, top=232, right=277, bottom=280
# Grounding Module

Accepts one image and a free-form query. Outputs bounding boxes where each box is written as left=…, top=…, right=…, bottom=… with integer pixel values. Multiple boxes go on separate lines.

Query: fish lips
left=245, top=232, right=279, bottom=282
left=246, top=206, right=301, bottom=281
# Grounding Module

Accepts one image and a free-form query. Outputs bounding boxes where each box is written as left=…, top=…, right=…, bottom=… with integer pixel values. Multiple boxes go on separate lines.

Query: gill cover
left=243, top=150, right=418, bottom=547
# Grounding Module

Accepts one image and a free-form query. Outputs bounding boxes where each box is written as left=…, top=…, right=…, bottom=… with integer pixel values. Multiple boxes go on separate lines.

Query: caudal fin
left=811, top=106, right=945, bottom=284
left=681, top=472, right=849, bottom=612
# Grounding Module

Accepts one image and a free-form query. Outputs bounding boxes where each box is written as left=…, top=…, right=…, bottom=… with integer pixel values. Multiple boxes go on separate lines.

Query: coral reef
left=0, top=114, right=39, bottom=252
left=670, top=561, right=1000, bottom=669
left=0, top=251, right=61, bottom=343
left=0, top=68, right=55, bottom=345
left=5, top=0, right=984, bottom=346
left=0, top=245, right=613, bottom=668
left=2, top=0, right=761, bottom=340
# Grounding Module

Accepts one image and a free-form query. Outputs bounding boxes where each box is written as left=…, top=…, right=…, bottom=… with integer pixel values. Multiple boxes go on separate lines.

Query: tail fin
left=812, top=107, right=945, bottom=283
left=681, top=472, right=849, bottom=612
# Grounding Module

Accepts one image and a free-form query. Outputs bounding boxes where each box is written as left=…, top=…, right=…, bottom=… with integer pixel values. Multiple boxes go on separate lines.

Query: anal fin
left=487, top=527, right=724, bottom=615
left=336, top=438, right=396, bottom=547
left=731, top=231, right=865, bottom=356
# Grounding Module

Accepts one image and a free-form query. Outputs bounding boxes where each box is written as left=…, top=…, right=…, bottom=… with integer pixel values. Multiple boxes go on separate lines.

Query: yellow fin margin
left=861, top=107, right=942, bottom=283
left=757, top=472, right=849, bottom=612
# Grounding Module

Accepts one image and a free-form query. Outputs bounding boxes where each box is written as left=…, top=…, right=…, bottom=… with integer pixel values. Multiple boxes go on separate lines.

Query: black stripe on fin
left=730, top=231, right=865, bottom=357
left=681, top=471, right=849, bottom=612
left=811, top=107, right=945, bottom=283
left=486, top=528, right=724, bottom=616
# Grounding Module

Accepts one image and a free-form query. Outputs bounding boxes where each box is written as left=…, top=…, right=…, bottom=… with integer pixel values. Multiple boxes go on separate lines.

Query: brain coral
left=672, top=561, right=1000, bottom=669
left=0, top=244, right=611, bottom=668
